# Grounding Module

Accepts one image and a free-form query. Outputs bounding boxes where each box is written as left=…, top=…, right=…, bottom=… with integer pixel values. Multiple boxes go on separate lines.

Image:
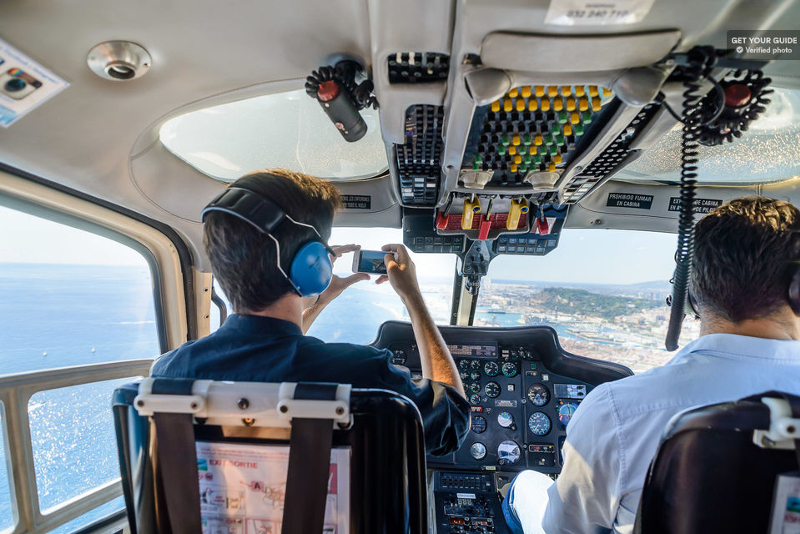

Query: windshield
left=479, top=229, right=696, bottom=373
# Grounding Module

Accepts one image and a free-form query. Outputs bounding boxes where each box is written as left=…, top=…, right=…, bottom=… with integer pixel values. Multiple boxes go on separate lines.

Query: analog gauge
left=484, top=361, right=499, bottom=377
left=471, top=416, right=487, bottom=434
left=469, top=393, right=481, bottom=405
left=458, top=359, right=470, bottom=370
left=528, top=412, right=552, bottom=436
left=470, top=360, right=482, bottom=370
left=470, top=383, right=481, bottom=393
left=497, top=411, right=514, bottom=429
left=527, top=384, right=550, bottom=407
left=484, top=381, right=501, bottom=398
left=460, top=370, right=469, bottom=381
left=502, top=362, right=518, bottom=378
left=470, top=370, right=481, bottom=381
left=497, top=440, right=521, bottom=464
left=471, top=442, right=487, bottom=460
left=558, top=402, right=579, bottom=426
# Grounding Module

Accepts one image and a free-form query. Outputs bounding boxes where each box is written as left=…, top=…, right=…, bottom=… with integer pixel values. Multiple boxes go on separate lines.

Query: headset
left=201, top=186, right=335, bottom=298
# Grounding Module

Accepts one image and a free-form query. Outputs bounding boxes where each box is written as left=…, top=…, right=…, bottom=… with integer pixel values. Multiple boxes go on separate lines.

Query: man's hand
left=376, top=244, right=464, bottom=396
left=375, top=244, right=422, bottom=303
left=302, top=244, right=368, bottom=333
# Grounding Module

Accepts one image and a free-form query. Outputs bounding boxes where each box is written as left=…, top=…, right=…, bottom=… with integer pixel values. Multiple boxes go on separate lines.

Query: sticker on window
left=341, top=195, right=371, bottom=210
left=544, top=0, right=656, bottom=26
left=606, top=193, right=653, bottom=210
left=668, top=197, right=722, bottom=214
left=0, top=38, right=69, bottom=127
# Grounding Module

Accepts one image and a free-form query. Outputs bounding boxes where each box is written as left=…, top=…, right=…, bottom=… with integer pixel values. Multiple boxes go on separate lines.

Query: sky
left=0, top=204, right=677, bottom=285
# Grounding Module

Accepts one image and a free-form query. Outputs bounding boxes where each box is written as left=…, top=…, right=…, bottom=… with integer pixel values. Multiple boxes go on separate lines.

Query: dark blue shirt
left=151, top=314, right=470, bottom=456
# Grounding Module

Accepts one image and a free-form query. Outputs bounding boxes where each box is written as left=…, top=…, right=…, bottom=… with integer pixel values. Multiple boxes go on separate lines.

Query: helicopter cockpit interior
left=1, top=0, right=800, bottom=532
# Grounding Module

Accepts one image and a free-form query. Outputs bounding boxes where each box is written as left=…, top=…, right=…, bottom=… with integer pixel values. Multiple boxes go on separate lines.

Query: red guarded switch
left=435, top=211, right=450, bottom=230
left=479, top=216, right=492, bottom=240
left=535, top=216, right=550, bottom=235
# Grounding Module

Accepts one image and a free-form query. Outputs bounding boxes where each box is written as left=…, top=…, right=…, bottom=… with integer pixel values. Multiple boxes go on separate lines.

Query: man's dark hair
left=203, top=169, right=342, bottom=312
left=691, top=196, right=800, bottom=323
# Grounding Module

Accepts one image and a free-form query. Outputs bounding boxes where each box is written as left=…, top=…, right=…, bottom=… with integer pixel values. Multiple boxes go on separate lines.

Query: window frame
left=0, top=166, right=191, bottom=533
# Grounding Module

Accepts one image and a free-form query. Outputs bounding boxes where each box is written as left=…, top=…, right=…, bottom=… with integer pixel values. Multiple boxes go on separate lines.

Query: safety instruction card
left=196, top=441, right=350, bottom=534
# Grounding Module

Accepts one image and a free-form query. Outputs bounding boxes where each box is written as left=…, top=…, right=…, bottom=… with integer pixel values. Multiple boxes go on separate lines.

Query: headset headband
left=202, top=187, right=335, bottom=256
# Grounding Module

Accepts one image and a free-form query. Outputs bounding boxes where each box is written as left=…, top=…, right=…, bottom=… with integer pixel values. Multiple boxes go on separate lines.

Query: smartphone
left=352, top=249, right=388, bottom=274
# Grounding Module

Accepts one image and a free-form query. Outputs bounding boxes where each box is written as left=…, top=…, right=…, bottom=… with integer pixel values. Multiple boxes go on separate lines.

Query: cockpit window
left=159, top=88, right=388, bottom=182
left=479, top=229, right=695, bottom=373
left=614, top=87, right=800, bottom=185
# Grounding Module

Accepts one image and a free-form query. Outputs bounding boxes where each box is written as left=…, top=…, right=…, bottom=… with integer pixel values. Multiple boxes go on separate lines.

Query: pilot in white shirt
left=502, top=196, right=800, bottom=534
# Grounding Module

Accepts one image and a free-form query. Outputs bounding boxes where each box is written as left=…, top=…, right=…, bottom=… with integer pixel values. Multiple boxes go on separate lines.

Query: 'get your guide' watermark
left=728, top=30, right=800, bottom=60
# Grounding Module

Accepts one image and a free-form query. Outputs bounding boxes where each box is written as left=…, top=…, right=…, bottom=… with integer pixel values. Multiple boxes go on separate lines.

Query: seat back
left=113, top=379, right=428, bottom=534
left=635, top=391, right=800, bottom=534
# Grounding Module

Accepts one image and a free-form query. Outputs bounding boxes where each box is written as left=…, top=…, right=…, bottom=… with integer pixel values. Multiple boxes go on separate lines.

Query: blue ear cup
left=289, top=241, right=333, bottom=297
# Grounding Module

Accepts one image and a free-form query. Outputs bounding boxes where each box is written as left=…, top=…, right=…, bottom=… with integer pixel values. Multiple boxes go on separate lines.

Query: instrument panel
left=373, top=321, right=632, bottom=475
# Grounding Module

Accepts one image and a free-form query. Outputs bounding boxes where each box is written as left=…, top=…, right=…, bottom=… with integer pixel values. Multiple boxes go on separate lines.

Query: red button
left=317, top=80, right=340, bottom=102
left=724, top=83, right=751, bottom=108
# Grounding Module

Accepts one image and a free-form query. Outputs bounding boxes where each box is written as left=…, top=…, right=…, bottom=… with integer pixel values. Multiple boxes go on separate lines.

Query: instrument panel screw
left=190, top=402, right=198, bottom=410
left=237, top=398, right=250, bottom=410
left=279, top=405, right=289, bottom=414
left=136, top=400, right=145, bottom=408
left=788, top=425, right=797, bottom=434
left=335, top=407, right=345, bottom=416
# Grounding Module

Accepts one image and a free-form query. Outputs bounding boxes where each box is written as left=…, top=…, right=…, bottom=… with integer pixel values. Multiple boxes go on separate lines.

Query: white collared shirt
left=540, top=333, right=800, bottom=534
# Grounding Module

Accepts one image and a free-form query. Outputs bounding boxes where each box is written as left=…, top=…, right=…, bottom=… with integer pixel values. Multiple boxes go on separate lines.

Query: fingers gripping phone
left=352, top=249, right=389, bottom=274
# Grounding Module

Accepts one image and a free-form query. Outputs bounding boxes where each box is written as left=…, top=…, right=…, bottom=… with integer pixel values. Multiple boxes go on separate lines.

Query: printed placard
left=544, top=0, right=656, bottom=26
left=668, top=197, right=722, bottom=214
left=341, top=195, right=371, bottom=210
left=197, top=441, right=350, bottom=534
left=0, top=38, right=69, bottom=127
left=606, top=192, right=654, bottom=210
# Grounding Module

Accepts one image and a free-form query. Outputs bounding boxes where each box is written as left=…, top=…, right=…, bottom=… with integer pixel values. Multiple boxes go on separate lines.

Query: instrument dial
left=458, top=359, right=470, bottom=370
left=484, top=381, right=501, bottom=398
left=527, top=384, right=550, bottom=406
left=471, top=416, right=487, bottom=434
left=558, top=402, right=579, bottom=426
left=459, top=370, right=469, bottom=381
left=484, top=361, right=499, bottom=377
left=470, top=370, right=481, bottom=381
left=497, top=411, right=514, bottom=429
left=471, top=442, right=487, bottom=460
left=469, top=393, right=481, bottom=405
left=528, top=412, right=552, bottom=436
left=502, top=362, right=518, bottom=378
left=470, top=360, right=482, bottom=370
left=497, top=440, right=521, bottom=465
left=470, top=383, right=481, bottom=393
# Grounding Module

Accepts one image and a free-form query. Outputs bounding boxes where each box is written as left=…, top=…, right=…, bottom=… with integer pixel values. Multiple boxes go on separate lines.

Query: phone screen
left=357, top=250, right=388, bottom=274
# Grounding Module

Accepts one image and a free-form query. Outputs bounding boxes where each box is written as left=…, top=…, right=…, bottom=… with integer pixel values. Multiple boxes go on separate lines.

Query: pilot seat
left=635, top=391, right=800, bottom=533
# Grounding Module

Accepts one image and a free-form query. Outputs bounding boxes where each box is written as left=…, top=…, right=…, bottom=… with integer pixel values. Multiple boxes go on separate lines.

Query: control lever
left=462, top=240, right=494, bottom=295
